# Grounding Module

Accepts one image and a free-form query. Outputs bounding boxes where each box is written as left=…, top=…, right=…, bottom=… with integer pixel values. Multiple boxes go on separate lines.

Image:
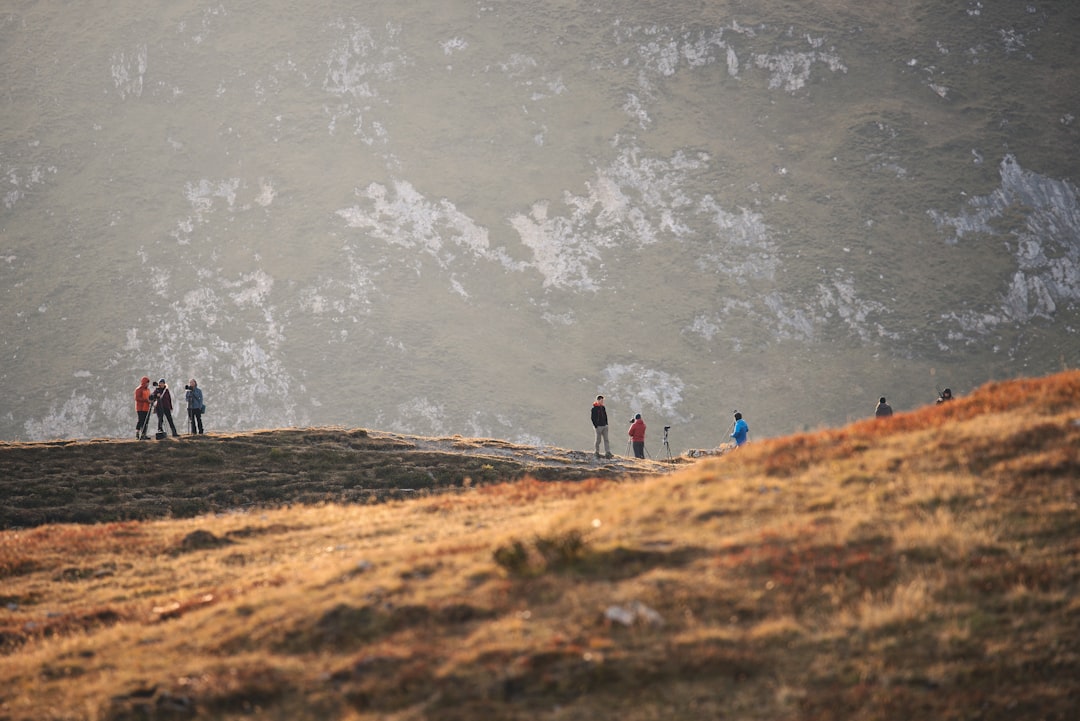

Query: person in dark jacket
left=937, top=388, right=954, bottom=404
left=875, top=397, right=893, bottom=418
left=185, top=379, right=205, bottom=435
left=134, top=376, right=152, bottom=439
left=151, top=379, right=179, bottom=437
left=591, top=395, right=612, bottom=459
left=628, top=413, right=646, bottom=458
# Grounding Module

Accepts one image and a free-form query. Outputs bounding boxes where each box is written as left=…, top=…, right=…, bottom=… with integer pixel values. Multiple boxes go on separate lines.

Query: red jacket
left=134, top=377, right=151, bottom=412
left=628, top=418, right=646, bottom=442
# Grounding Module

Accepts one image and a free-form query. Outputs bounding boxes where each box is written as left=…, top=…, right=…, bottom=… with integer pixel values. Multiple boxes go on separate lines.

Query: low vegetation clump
left=0, top=371, right=1078, bottom=720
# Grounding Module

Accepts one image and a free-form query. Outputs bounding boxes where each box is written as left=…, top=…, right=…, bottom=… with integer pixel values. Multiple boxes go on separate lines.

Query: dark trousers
left=136, top=410, right=149, bottom=436
left=633, top=441, right=645, bottom=459
left=157, top=409, right=178, bottom=436
left=188, top=408, right=204, bottom=434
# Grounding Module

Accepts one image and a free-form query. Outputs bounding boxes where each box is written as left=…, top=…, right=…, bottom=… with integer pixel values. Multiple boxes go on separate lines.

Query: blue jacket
left=186, top=387, right=205, bottom=412
left=731, top=418, right=749, bottom=446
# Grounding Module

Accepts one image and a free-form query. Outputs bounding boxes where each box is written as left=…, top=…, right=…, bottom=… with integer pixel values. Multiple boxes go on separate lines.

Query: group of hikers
left=590, top=394, right=750, bottom=460
left=131, top=375, right=954, bottom=450
left=875, top=387, right=953, bottom=418
left=595, top=387, right=955, bottom=460
left=133, top=376, right=206, bottom=439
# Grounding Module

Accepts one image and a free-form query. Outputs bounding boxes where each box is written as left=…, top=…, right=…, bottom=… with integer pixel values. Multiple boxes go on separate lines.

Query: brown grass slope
left=0, top=371, right=1078, bottom=721
left=0, top=429, right=678, bottom=529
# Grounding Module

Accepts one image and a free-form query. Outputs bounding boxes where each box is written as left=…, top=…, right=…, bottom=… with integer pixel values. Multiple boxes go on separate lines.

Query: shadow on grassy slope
left=0, top=428, right=675, bottom=529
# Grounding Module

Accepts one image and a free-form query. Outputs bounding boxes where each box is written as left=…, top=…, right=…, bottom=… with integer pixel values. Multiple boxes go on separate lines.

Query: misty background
left=2, top=1, right=1078, bottom=452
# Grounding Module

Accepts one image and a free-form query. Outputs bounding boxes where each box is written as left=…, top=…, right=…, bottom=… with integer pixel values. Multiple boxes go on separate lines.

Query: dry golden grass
left=1, top=371, right=1078, bottom=720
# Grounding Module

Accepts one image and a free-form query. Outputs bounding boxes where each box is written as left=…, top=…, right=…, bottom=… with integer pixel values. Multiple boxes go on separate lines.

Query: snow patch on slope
left=602, top=363, right=685, bottom=421
left=930, top=155, right=1080, bottom=325
left=510, top=145, right=709, bottom=290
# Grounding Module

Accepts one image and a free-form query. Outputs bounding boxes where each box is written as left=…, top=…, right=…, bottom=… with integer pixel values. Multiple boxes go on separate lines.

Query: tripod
left=137, top=396, right=158, bottom=440
left=626, top=439, right=651, bottom=459
left=659, top=426, right=673, bottom=461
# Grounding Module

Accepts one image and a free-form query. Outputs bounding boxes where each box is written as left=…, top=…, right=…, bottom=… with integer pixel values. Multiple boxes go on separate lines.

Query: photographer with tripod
left=628, top=413, right=646, bottom=459
left=185, top=379, right=205, bottom=435
left=151, top=379, right=180, bottom=438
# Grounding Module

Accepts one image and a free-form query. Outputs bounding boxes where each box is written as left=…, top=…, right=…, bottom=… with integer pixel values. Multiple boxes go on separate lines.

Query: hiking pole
left=721, top=412, right=739, bottom=453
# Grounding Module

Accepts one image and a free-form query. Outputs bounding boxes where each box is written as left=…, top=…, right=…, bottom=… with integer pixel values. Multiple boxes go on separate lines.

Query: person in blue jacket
left=185, top=379, right=206, bottom=435
left=730, top=411, right=749, bottom=448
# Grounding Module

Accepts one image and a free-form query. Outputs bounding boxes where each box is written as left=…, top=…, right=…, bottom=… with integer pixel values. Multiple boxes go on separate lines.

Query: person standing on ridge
left=875, top=397, right=893, bottom=418
left=628, top=413, right=646, bottom=459
left=134, top=376, right=152, bottom=439
left=730, top=411, right=749, bottom=448
left=151, top=379, right=179, bottom=438
left=591, top=395, right=612, bottom=459
left=185, top=379, right=205, bottom=435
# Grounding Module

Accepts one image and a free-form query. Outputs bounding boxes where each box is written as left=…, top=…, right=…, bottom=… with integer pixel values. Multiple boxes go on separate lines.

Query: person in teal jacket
left=185, top=379, right=205, bottom=435
left=731, top=411, right=749, bottom=447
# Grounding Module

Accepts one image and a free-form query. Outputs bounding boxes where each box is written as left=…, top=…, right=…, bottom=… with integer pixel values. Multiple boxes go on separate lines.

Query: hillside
left=0, top=370, right=1078, bottom=720
left=0, top=429, right=680, bottom=529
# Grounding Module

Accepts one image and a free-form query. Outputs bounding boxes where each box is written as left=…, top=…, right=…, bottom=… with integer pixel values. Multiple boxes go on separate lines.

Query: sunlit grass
left=0, top=370, right=1077, bottom=720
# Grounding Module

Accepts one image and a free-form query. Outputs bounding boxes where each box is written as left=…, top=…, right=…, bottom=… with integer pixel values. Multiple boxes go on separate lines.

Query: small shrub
left=534, top=529, right=587, bottom=567
left=493, top=540, right=531, bottom=576
left=493, top=530, right=589, bottom=577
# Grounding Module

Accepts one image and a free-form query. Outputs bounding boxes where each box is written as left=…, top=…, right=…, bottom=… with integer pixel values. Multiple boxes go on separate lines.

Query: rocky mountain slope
left=2, top=1, right=1078, bottom=449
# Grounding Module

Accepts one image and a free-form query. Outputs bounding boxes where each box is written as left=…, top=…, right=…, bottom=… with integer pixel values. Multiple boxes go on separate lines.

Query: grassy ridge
left=0, top=429, right=674, bottom=529
left=0, top=371, right=1078, bottom=720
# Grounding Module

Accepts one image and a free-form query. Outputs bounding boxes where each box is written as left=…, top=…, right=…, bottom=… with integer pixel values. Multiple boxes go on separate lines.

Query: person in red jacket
left=628, top=413, right=646, bottom=459
left=134, top=376, right=152, bottom=439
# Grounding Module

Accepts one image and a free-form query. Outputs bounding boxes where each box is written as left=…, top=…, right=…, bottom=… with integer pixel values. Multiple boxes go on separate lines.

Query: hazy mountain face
left=2, top=1, right=1078, bottom=450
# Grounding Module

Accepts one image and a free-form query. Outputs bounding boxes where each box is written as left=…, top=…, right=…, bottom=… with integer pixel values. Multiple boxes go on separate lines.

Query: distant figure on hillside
left=151, top=379, right=179, bottom=438
left=628, top=413, right=646, bottom=458
left=185, top=379, right=205, bottom=435
left=591, top=395, right=612, bottom=459
left=937, top=388, right=954, bottom=404
left=875, top=397, right=893, bottom=418
left=134, top=376, right=152, bottom=440
left=731, top=411, right=749, bottom=448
